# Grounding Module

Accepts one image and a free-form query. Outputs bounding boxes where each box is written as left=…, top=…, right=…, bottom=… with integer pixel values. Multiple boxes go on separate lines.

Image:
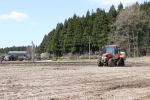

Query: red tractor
left=98, top=45, right=126, bottom=67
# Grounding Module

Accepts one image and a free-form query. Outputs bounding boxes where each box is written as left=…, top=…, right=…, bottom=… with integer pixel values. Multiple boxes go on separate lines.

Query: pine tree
left=107, top=5, right=117, bottom=24
left=117, top=2, right=123, bottom=14
left=37, top=35, right=48, bottom=53
left=92, top=9, right=108, bottom=51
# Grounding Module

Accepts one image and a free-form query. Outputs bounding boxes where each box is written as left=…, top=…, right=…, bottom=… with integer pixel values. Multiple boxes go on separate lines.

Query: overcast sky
left=0, top=0, right=149, bottom=48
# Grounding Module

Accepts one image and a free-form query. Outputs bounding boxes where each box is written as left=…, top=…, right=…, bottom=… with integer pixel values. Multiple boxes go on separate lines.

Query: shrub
left=40, top=52, right=50, bottom=59
left=18, top=58, right=24, bottom=61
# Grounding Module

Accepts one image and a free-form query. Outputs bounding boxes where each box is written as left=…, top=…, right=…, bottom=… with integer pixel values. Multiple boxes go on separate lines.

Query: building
left=8, top=51, right=27, bottom=57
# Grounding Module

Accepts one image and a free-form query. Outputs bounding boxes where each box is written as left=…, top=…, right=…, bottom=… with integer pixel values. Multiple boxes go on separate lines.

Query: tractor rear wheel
left=98, top=58, right=103, bottom=67
left=108, top=58, right=115, bottom=67
left=121, top=58, right=125, bottom=66
left=117, top=58, right=121, bottom=66
left=117, top=58, right=125, bottom=66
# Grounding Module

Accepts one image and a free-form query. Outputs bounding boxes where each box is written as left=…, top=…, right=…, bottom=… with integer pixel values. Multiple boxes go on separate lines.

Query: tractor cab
left=102, top=45, right=121, bottom=60
left=102, top=45, right=121, bottom=57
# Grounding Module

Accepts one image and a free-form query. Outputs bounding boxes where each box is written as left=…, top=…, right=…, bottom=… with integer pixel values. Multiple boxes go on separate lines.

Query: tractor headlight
left=102, top=55, right=107, bottom=60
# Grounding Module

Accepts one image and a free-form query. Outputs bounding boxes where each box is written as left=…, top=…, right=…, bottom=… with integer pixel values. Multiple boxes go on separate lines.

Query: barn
left=8, top=51, right=27, bottom=57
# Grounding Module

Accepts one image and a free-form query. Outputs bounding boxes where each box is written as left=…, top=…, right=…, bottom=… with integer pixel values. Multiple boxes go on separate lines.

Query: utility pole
left=31, top=41, right=35, bottom=61
left=89, top=36, right=90, bottom=60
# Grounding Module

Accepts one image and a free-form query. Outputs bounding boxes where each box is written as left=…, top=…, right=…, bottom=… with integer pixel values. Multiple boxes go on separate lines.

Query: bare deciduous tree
left=109, top=4, right=148, bottom=57
left=40, top=52, right=50, bottom=59
left=26, top=45, right=36, bottom=59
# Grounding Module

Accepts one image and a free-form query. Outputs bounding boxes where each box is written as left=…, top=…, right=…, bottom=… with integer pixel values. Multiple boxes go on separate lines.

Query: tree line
left=0, top=46, right=27, bottom=54
left=38, top=2, right=150, bottom=57
left=0, top=46, right=37, bottom=55
left=37, top=3, right=121, bottom=57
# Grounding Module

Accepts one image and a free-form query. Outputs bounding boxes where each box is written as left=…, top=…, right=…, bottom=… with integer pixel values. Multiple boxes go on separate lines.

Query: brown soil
left=0, top=57, right=150, bottom=100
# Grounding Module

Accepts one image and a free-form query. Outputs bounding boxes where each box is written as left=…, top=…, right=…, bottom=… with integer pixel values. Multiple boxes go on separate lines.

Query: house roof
left=8, top=51, right=27, bottom=54
left=106, top=45, right=120, bottom=47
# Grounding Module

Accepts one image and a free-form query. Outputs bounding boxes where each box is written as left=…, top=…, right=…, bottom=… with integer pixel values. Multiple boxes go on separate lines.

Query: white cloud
left=87, top=0, right=140, bottom=7
left=30, top=22, right=37, bottom=25
left=0, top=11, right=28, bottom=22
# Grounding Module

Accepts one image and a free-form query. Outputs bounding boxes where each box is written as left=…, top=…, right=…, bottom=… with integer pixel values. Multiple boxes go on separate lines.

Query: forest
left=37, top=1, right=150, bottom=57
left=1, top=1, right=150, bottom=58
left=0, top=46, right=27, bottom=54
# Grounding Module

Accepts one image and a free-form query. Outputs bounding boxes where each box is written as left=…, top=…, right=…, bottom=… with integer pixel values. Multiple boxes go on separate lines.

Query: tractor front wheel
left=98, top=58, right=103, bottom=67
left=108, top=58, right=115, bottom=67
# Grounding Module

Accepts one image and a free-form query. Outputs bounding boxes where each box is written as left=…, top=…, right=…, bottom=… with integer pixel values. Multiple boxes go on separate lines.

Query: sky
left=0, top=0, right=149, bottom=48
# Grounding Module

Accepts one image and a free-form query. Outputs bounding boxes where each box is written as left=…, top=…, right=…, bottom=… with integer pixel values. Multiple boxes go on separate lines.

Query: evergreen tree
left=92, top=9, right=108, bottom=51
left=52, top=23, right=64, bottom=57
left=107, top=5, right=117, bottom=24
left=46, top=29, right=55, bottom=54
left=37, top=35, right=48, bottom=53
left=117, top=2, right=123, bottom=14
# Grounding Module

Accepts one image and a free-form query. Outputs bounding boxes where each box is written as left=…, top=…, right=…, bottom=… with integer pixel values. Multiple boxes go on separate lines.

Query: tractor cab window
left=105, top=47, right=115, bottom=55
left=103, top=46, right=121, bottom=55
left=115, top=47, right=121, bottom=54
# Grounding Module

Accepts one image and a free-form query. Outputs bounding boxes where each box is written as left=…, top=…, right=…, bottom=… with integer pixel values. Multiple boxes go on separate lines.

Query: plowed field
left=0, top=57, right=150, bottom=100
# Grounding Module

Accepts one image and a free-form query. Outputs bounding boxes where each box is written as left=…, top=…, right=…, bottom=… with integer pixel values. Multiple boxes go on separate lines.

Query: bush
left=61, top=53, right=79, bottom=60
left=18, top=58, right=24, bottom=61
left=79, top=55, right=89, bottom=59
left=40, top=52, right=50, bottom=60
left=90, top=55, right=99, bottom=59
left=10, top=55, right=18, bottom=61
left=79, top=55, right=99, bottom=59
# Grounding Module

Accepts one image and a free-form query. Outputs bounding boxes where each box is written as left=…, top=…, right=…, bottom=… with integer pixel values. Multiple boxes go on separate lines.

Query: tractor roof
left=106, top=45, right=120, bottom=47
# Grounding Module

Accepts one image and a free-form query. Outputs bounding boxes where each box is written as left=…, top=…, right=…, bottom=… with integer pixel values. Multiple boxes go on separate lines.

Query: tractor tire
left=117, top=58, right=121, bottom=66
left=108, top=58, right=115, bottom=67
left=117, top=58, right=125, bottom=66
left=122, top=59, right=125, bottom=66
left=98, top=58, right=103, bottom=67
